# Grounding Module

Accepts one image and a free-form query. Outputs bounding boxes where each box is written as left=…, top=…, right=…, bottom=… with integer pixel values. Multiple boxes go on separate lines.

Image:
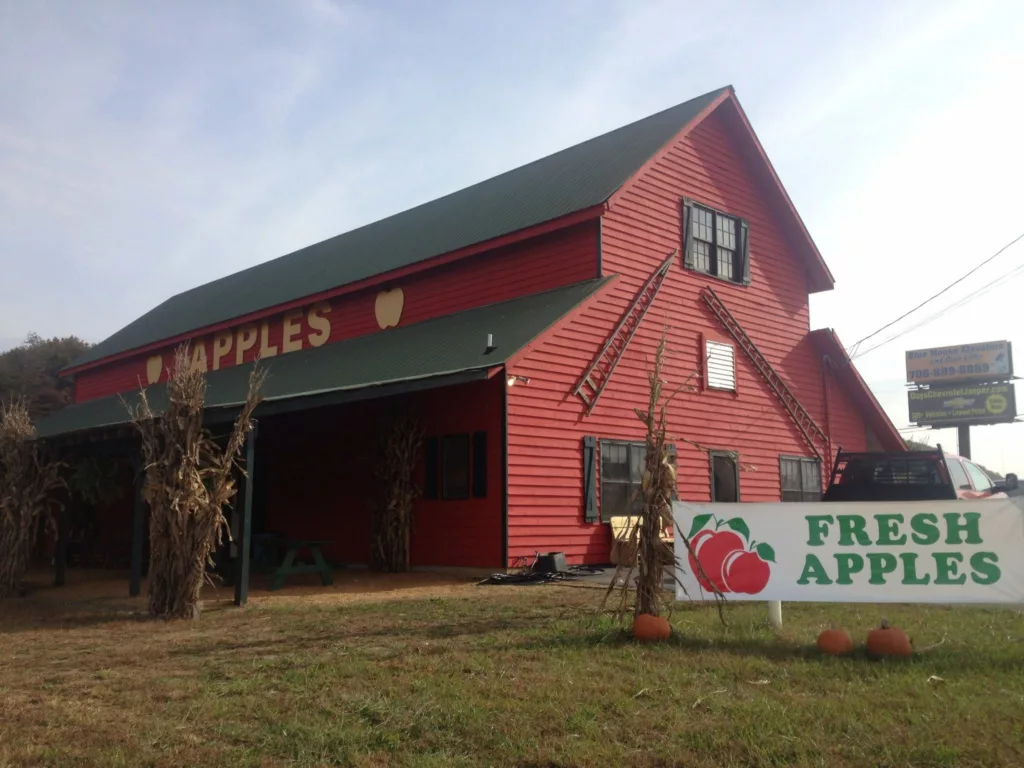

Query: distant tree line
left=0, top=334, right=91, bottom=420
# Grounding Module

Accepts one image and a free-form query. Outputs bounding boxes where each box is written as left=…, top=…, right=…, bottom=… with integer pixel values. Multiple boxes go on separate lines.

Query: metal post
left=129, top=462, right=146, bottom=597
left=234, top=423, right=257, bottom=607
left=768, top=601, right=782, bottom=628
left=957, top=424, right=971, bottom=460
left=54, top=505, right=70, bottom=587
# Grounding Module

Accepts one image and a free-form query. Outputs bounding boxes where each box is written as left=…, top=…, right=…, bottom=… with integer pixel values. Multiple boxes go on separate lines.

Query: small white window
left=706, top=340, right=736, bottom=391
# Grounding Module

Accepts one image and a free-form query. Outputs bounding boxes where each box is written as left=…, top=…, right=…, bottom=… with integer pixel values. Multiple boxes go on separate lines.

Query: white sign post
left=673, top=500, right=1024, bottom=604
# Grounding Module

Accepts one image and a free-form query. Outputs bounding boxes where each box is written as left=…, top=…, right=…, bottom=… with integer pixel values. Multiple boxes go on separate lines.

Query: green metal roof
left=71, top=88, right=728, bottom=369
left=37, top=278, right=609, bottom=438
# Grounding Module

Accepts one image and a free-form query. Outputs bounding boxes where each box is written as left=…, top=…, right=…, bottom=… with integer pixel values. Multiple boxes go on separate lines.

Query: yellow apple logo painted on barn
left=145, top=355, right=163, bottom=385
left=375, top=288, right=404, bottom=329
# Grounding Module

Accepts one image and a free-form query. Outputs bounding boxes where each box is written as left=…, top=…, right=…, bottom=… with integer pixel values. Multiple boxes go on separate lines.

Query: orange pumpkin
left=866, top=619, right=912, bottom=658
left=633, top=613, right=671, bottom=642
left=816, top=628, right=854, bottom=655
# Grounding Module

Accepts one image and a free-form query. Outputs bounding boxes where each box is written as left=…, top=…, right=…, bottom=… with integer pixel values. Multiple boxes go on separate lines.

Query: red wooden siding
left=75, top=224, right=598, bottom=402
left=505, top=107, right=874, bottom=565
left=259, top=377, right=503, bottom=569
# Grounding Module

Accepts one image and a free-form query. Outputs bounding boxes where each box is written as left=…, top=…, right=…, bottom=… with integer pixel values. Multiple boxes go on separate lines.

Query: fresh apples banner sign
left=673, top=500, right=1024, bottom=604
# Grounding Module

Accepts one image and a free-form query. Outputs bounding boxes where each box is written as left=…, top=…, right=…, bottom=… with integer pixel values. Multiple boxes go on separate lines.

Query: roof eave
left=61, top=204, right=607, bottom=378
left=721, top=95, right=836, bottom=293
left=41, top=278, right=609, bottom=439
left=504, top=274, right=617, bottom=369
left=812, top=328, right=905, bottom=451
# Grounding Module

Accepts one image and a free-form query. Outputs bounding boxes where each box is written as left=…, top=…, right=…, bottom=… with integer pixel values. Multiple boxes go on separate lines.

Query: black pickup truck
left=822, top=445, right=1018, bottom=503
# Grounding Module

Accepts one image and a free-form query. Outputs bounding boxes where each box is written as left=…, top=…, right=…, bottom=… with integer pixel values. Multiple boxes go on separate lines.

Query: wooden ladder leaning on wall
left=573, top=250, right=676, bottom=414
left=699, top=285, right=829, bottom=461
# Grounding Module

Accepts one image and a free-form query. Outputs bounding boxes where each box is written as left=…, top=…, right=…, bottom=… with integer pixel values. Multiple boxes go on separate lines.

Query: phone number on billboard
left=909, top=364, right=991, bottom=379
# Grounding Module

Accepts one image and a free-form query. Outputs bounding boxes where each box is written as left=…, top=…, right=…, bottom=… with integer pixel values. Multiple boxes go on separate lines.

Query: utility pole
left=958, top=424, right=972, bottom=459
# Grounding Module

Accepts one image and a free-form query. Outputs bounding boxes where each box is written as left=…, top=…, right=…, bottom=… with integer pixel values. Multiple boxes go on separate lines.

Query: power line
left=852, top=257, right=1024, bottom=360
left=856, top=253, right=1024, bottom=357
left=847, top=230, right=1024, bottom=357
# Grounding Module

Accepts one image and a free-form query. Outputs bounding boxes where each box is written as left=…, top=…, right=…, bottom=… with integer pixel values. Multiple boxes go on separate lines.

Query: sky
left=1, top=0, right=1023, bottom=471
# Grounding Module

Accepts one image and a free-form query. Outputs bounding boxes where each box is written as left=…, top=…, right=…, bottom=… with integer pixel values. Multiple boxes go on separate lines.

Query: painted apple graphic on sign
left=720, top=550, right=771, bottom=594
left=685, top=513, right=775, bottom=595
left=689, top=529, right=744, bottom=592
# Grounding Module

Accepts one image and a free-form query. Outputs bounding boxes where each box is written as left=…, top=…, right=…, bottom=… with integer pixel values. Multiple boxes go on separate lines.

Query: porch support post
left=129, top=459, right=146, bottom=598
left=234, top=422, right=258, bottom=607
left=501, top=377, right=509, bottom=570
left=54, top=504, right=70, bottom=587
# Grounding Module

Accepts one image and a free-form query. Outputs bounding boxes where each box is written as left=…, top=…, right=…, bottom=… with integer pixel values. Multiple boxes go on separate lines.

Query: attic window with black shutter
left=682, top=199, right=750, bottom=285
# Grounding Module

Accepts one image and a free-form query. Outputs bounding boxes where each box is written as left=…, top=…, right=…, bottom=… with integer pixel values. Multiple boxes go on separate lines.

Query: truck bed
left=822, top=449, right=958, bottom=502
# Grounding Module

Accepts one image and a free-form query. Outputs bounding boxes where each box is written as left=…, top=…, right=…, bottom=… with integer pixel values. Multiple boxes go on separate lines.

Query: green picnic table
left=269, top=539, right=334, bottom=591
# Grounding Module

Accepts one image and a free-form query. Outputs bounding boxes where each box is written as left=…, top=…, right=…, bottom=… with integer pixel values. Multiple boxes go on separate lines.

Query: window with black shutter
left=682, top=199, right=750, bottom=285
left=424, top=432, right=487, bottom=501
left=598, top=441, right=678, bottom=522
left=472, top=431, right=487, bottom=498
left=600, top=441, right=643, bottom=523
left=441, top=434, right=471, bottom=500
left=423, top=437, right=439, bottom=499
left=583, top=436, right=598, bottom=522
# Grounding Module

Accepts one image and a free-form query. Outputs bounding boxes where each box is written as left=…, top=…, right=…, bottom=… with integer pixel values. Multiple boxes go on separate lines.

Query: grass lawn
left=1, top=576, right=1024, bottom=767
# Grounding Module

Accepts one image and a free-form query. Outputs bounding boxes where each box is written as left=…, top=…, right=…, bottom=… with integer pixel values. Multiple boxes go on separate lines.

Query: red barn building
left=40, top=86, right=903, bottom=591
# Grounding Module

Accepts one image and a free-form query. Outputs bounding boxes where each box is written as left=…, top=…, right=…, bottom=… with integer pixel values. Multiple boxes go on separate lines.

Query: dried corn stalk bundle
left=128, top=346, right=264, bottom=619
left=371, top=412, right=423, bottom=572
left=602, top=330, right=724, bottom=622
left=0, top=399, right=64, bottom=599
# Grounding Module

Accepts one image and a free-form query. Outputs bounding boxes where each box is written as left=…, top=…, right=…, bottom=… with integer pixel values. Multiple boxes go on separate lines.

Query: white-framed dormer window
left=705, top=340, right=736, bottom=391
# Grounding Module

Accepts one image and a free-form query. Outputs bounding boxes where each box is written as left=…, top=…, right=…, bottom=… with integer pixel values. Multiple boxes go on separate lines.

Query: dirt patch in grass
left=1, top=571, right=1023, bottom=767
left=2, top=569, right=480, bottom=631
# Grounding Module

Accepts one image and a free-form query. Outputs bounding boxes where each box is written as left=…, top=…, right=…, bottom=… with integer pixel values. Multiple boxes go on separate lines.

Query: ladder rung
left=700, top=285, right=828, bottom=457
left=573, top=250, right=676, bottom=412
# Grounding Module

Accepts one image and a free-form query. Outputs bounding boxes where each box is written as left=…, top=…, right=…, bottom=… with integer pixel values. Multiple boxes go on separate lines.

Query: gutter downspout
left=821, top=354, right=836, bottom=470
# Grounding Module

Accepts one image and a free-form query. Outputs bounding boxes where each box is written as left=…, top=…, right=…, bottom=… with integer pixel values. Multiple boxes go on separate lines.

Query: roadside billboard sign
left=907, top=382, right=1016, bottom=426
left=905, top=341, right=1012, bottom=385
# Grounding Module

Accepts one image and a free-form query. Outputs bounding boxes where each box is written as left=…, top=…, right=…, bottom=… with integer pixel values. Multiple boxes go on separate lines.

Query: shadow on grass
left=164, top=614, right=557, bottom=659
left=167, top=619, right=969, bottom=674
left=506, top=625, right=1024, bottom=672
left=511, top=626, right=817, bottom=660
left=0, top=603, right=154, bottom=634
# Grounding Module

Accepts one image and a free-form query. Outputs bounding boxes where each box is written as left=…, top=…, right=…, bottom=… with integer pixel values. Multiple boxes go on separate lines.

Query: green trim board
left=37, top=278, right=610, bottom=438
left=70, top=89, right=728, bottom=369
